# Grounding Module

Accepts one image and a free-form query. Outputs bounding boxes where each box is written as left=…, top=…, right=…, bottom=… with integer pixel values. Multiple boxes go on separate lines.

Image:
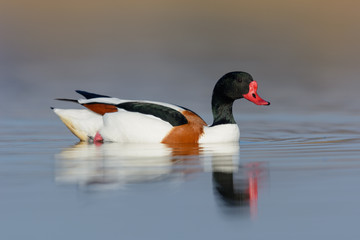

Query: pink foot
left=94, top=132, right=104, bottom=144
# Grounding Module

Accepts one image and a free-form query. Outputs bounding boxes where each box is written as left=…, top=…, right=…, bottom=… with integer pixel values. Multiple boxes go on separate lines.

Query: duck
left=53, top=71, right=270, bottom=143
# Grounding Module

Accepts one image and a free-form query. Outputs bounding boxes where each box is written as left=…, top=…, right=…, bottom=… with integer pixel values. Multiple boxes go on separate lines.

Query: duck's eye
left=252, top=93, right=256, bottom=98
left=237, top=79, right=242, bottom=83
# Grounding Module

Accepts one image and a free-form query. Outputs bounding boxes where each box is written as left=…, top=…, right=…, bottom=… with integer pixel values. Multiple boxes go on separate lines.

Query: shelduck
left=53, top=71, right=270, bottom=143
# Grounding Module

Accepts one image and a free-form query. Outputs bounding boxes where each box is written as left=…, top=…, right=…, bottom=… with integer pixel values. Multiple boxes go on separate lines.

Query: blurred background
left=1, top=2, right=360, bottom=239
left=1, top=0, right=359, bottom=120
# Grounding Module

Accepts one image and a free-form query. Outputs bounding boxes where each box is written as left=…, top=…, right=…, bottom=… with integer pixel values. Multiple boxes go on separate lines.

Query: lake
left=1, top=1, right=360, bottom=239
left=1, top=110, right=359, bottom=240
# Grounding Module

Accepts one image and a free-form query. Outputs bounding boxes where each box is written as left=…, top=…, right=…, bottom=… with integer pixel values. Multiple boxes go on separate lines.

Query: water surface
left=1, top=111, right=359, bottom=240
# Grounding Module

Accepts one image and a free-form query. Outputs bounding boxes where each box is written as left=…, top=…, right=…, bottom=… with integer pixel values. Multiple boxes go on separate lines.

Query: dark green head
left=211, top=71, right=270, bottom=126
left=213, top=71, right=270, bottom=105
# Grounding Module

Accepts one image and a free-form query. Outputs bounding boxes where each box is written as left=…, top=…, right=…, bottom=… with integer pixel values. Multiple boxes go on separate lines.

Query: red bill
left=242, top=81, right=270, bottom=105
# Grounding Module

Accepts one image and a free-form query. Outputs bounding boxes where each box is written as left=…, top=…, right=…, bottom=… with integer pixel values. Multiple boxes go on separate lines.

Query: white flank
left=53, top=109, right=103, bottom=141
left=199, top=124, right=240, bottom=143
left=99, top=109, right=173, bottom=143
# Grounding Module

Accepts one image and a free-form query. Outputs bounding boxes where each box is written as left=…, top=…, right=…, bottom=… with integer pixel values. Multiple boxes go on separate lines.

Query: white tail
left=53, top=109, right=103, bottom=141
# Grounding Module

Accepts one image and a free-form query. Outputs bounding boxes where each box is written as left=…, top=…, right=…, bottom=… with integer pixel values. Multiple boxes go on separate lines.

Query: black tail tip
left=55, top=98, right=78, bottom=103
left=76, top=90, right=110, bottom=99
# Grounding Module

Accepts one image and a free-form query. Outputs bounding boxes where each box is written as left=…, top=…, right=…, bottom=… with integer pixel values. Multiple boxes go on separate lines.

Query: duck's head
left=214, top=71, right=270, bottom=105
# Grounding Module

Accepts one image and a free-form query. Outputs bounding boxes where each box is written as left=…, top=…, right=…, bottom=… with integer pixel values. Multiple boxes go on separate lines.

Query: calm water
left=1, top=111, right=359, bottom=240
left=2, top=1, right=360, bottom=239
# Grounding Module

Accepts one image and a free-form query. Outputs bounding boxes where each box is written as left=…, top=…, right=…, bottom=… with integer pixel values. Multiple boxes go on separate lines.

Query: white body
left=53, top=98, right=240, bottom=143
left=100, top=110, right=173, bottom=142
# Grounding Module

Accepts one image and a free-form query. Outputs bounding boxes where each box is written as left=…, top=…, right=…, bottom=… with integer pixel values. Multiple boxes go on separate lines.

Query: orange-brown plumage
left=83, top=103, right=118, bottom=115
left=161, top=110, right=207, bottom=144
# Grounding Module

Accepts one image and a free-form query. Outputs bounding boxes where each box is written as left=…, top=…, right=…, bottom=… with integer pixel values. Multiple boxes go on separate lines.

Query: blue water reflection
left=56, top=142, right=266, bottom=217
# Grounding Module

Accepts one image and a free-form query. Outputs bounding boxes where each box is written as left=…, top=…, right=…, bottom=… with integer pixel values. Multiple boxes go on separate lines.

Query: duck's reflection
left=56, top=143, right=176, bottom=188
left=212, top=161, right=266, bottom=218
left=56, top=142, right=266, bottom=216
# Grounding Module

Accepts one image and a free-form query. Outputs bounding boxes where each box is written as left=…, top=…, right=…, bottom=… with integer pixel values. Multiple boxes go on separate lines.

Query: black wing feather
left=117, top=102, right=188, bottom=126
left=74, top=90, right=188, bottom=126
